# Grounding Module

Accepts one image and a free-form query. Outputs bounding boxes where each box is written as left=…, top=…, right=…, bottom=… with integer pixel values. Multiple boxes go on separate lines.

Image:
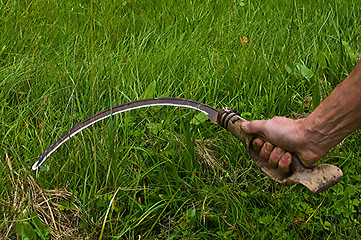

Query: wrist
left=299, top=114, right=325, bottom=141
left=299, top=114, right=341, bottom=157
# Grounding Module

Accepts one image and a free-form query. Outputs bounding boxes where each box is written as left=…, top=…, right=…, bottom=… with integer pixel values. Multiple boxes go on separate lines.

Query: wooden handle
left=217, top=108, right=343, bottom=193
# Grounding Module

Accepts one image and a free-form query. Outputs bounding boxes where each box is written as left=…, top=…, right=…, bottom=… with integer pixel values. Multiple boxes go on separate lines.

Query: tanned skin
left=241, top=59, right=361, bottom=173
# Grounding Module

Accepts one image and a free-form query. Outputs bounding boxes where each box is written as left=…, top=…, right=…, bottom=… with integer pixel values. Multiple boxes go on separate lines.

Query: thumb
left=241, top=120, right=266, bottom=136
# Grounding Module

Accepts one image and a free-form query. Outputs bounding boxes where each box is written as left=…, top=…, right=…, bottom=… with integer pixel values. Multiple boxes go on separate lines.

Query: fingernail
left=253, top=140, right=261, bottom=151
left=265, top=142, right=273, bottom=153
left=280, top=153, right=292, bottom=173
left=275, top=147, right=283, bottom=155
left=281, top=152, right=292, bottom=162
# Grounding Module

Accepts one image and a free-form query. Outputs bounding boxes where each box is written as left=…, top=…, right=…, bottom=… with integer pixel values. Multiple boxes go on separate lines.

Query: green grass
left=1, top=0, right=361, bottom=239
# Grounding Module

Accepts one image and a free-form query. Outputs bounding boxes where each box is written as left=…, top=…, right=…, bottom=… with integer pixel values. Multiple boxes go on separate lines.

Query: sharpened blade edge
left=32, top=98, right=219, bottom=170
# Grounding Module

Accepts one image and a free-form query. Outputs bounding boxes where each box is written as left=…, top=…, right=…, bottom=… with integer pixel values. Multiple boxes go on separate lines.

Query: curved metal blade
left=32, top=97, right=219, bottom=170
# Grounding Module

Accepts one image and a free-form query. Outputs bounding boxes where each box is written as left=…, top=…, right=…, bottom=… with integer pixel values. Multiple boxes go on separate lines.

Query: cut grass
left=1, top=0, right=361, bottom=239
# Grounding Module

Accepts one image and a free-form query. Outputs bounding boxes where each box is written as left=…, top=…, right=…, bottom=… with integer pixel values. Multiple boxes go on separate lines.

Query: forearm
left=242, top=59, right=361, bottom=171
left=302, top=59, right=361, bottom=149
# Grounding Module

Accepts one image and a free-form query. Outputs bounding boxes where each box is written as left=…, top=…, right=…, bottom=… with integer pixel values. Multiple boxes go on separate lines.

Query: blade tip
left=31, top=157, right=46, bottom=171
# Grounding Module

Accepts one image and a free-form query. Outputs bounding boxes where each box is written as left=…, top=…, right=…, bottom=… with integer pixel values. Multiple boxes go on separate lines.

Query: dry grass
left=1, top=164, right=95, bottom=239
left=195, top=139, right=223, bottom=173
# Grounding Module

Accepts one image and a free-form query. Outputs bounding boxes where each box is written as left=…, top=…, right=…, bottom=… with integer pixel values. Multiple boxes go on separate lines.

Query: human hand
left=241, top=117, right=322, bottom=174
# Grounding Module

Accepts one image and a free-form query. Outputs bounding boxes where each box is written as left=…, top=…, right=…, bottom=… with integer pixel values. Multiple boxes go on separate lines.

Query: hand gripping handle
left=217, top=108, right=343, bottom=193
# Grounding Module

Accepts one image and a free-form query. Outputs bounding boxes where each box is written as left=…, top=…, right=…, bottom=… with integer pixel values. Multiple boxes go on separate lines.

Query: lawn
left=1, top=0, right=360, bottom=239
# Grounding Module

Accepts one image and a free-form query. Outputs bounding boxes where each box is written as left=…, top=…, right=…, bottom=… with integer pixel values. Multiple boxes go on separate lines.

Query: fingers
left=252, top=138, right=264, bottom=152
left=278, top=152, right=292, bottom=173
left=269, top=147, right=285, bottom=168
left=244, top=119, right=294, bottom=173
left=252, top=138, right=292, bottom=174
left=260, top=142, right=274, bottom=160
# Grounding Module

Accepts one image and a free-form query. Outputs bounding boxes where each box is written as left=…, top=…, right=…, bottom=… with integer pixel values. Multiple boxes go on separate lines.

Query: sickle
left=32, top=98, right=343, bottom=193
